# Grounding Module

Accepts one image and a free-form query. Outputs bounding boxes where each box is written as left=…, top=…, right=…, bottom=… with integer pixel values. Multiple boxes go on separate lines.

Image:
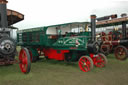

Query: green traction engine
left=17, top=15, right=107, bottom=74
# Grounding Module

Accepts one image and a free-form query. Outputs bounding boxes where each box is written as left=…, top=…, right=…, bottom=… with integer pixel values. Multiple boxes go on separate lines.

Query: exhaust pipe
left=0, top=0, right=8, bottom=28
left=90, top=15, right=96, bottom=41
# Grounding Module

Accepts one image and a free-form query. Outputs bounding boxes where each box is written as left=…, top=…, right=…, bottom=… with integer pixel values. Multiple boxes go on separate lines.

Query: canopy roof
left=95, top=17, right=128, bottom=28
left=18, top=22, right=89, bottom=33
left=7, top=9, right=24, bottom=26
left=44, top=22, right=89, bottom=28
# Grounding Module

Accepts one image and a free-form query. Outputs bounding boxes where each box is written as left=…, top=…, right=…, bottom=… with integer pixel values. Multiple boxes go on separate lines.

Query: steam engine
left=0, top=0, right=22, bottom=64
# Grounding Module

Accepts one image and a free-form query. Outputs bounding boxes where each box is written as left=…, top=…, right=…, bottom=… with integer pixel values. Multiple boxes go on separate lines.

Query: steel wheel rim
left=19, top=49, right=28, bottom=73
left=79, top=57, right=91, bottom=72
left=29, top=50, right=32, bottom=62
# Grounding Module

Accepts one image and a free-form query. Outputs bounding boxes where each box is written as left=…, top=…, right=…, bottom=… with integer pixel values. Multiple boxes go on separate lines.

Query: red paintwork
left=78, top=56, right=91, bottom=72
left=90, top=53, right=106, bottom=68
left=108, top=35, right=112, bottom=41
left=43, top=48, right=69, bottom=60
left=89, top=53, right=94, bottom=59
left=78, top=53, right=106, bottom=72
left=19, top=49, right=28, bottom=73
left=101, top=36, right=106, bottom=41
left=101, top=32, right=106, bottom=36
left=108, top=32, right=112, bottom=35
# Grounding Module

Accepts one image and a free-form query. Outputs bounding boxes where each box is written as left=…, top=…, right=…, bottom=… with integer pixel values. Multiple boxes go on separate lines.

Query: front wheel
left=19, top=48, right=31, bottom=74
left=78, top=56, right=93, bottom=72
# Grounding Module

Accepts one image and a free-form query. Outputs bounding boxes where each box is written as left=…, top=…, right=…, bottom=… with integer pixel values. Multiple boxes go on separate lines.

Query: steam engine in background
left=0, top=0, right=24, bottom=65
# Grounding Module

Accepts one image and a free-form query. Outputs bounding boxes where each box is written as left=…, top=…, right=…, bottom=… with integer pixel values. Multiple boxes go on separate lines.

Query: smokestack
left=0, top=0, right=8, bottom=28
left=90, top=15, right=96, bottom=41
left=122, top=22, right=127, bottom=39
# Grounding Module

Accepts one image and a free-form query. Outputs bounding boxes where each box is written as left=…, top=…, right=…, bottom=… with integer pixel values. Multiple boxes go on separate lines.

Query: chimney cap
left=0, top=0, right=8, bottom=4
left=91, top=15, right=96, bottom=19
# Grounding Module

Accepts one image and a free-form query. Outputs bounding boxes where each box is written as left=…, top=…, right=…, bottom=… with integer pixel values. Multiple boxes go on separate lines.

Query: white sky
left=7, top=0, right=128, bottom=29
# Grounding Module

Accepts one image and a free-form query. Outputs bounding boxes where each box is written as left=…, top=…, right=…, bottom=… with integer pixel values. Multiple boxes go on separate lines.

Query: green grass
left=0, top=54, right=128, bottom=85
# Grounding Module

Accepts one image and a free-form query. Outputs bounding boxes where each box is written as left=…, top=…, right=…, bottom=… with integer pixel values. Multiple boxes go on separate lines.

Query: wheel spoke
left=79, top=61, right=84, bottom=65
left=85, top=62, right=90, bottom=70
left=83, top=64, right=89, bottom=71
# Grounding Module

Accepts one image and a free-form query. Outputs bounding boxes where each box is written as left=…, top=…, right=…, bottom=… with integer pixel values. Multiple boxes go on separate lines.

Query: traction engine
left=94, top=14, right=128, bottom=60
left=17, top=15, right=108, bottom=73
left=0, top=0, right=24, bottom=65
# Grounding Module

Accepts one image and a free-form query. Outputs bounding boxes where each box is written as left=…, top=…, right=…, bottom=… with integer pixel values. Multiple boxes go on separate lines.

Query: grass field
left=0, top=54, right=128, bottom=85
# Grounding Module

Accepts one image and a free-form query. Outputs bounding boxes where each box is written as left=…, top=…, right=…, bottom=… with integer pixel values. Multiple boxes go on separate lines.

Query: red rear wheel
left=94, top=53, right=107, bottom=68
left=19, top=48, right=31, bottom=74
left=78, top=56, right=93, bottom=72
left=28, top=50, right=37, bottom=62
left=114, top=45, right=128, bottom=60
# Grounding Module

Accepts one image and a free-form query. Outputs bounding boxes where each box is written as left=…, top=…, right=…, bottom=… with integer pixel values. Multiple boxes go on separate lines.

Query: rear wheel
left=19, top=48, right=31, bottom=74
left=94, top=53, right=108, bottom=68
left=114, top=45, right=128, bottom=60
left=78, top=56, right=93, bottom=72
left=29, top=50, right=37, bottom=62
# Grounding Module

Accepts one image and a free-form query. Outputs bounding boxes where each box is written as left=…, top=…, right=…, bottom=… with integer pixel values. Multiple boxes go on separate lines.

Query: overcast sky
left=7, top=0, right=128, bottom=29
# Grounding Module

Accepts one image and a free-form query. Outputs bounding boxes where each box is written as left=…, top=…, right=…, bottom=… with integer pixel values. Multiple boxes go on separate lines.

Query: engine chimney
left=0, top=0, right=8, bottom=28
left=90, top=15, right=96, bottom=41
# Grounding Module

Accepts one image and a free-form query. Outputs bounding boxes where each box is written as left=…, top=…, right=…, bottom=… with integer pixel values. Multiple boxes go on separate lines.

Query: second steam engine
left=0, top=0, right=24, bottom=65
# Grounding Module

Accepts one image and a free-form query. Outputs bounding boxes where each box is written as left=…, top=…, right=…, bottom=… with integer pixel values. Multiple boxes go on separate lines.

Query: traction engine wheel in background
left=114, top=45, right=128, bottom=60
left=19, top=48, right=31, bottom=74
left=91, top=53, right=107, bottom=68
left=78, top=56, right=93, bottom=72
left=100, top=45, right=110, bottom=55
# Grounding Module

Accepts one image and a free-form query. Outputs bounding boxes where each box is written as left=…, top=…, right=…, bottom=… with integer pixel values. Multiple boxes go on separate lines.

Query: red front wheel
left=19, top=48, right=31, bottom=74
left=78, top=56, right=93, bottom=72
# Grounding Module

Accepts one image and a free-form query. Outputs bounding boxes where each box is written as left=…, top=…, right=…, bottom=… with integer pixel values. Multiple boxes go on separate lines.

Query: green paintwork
left=29, top=48, right=39, bottom=57
left=53, top=32, right=90, bottom=50
left=17, top=22, right=89, bottom=48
